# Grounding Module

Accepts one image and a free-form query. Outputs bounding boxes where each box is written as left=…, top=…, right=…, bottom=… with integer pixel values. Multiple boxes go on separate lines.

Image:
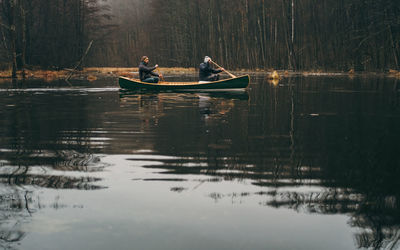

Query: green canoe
left=118, top=75, right=250, bottom=90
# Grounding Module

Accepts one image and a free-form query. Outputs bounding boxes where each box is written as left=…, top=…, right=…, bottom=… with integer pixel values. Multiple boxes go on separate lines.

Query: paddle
left=155, top=66, right=164, bottom=82
left=210, top=60, right=236, bottom=78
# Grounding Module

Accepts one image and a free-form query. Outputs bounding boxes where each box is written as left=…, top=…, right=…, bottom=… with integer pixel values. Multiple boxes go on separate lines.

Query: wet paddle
left=210, top=60, right=236, bottom=78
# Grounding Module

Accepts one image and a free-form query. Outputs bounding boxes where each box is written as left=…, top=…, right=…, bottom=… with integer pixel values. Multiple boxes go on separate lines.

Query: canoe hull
left=118, top=75, right=250, bottom=90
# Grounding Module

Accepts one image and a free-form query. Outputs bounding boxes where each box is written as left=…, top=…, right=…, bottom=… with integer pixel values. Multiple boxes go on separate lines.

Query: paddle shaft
left=210, top=60, right=236, bottom=78
left=155, top=67, right=164, bottom=81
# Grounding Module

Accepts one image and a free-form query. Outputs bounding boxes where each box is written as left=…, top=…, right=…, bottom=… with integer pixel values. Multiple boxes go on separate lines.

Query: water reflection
left=0, top=187, right=29, bottom=249
left=0, top=76, right=399, bottom=249
left=122, top=76, right=400, bottom=249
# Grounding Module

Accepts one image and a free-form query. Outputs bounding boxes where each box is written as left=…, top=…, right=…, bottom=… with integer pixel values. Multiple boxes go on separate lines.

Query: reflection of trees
left=265, top=77, right=400, bottom=249
left=132, top=76, right=400, bottom=250
left=0, top=186, right=82, bottom=249
left=0, top=172, right=103, bottom=190
left=0, top=187, right=28, bottom=250
left=291, top=77, right=400, bottom=249
left=0, top=91, right=107, bottom=185
left=0, top=90, right=109, bottom=248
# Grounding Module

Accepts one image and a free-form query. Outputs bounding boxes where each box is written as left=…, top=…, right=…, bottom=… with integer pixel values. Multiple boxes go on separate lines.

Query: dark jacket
left=139, top=62, right=159, bottom=81
left=199, top=62, right=222, bottom=81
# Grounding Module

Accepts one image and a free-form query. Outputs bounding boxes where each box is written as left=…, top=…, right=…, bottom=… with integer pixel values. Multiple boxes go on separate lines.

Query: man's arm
left=150, top=71, right=159, bottom=77
left=211, top=68, right=223, bottom=74
left=139, top=64, right=156, bottom=73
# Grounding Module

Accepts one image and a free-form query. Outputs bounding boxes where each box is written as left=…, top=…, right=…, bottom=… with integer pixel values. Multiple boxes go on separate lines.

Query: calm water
left=0, top=75, right=399, bottom=250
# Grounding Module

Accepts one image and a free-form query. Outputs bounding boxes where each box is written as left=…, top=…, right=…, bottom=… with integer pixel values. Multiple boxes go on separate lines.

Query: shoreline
left=0, top=67, right=399, bottom=81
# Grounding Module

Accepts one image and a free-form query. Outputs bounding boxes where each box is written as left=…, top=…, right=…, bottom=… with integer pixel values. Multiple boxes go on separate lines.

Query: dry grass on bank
left=389, top=69, right=400, bottom=78
left=0, top=67, right=197, bottom=81
left=0, top=69, right=12, bottom=78
left=0, top=69, right=70, bottom=80
left=0, top=67, right=399, bottom=80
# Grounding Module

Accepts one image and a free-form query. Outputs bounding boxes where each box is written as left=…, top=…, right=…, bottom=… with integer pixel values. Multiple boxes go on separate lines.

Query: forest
left=0, top=0, right=399, bottom=76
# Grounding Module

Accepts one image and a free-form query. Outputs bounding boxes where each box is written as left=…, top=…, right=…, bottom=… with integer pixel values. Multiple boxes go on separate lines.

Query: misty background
left=0, top=0, right=399, bottom=71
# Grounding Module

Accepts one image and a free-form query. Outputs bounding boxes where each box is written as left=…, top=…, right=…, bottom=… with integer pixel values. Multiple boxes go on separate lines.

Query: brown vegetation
left=389, top=69, right=400, bottom=78
left=0, top=67, right=397, bottom=81
left=0, top=67, right=197, bottom=80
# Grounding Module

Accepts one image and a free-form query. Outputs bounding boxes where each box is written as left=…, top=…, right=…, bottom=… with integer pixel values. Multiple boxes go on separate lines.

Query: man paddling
left=139, top=56, right=162, bottom=83
left=199, top=56, right=224, bottom=81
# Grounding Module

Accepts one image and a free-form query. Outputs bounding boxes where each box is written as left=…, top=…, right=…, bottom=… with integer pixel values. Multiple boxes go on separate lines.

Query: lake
left=0, top=74, right=399, bottom=250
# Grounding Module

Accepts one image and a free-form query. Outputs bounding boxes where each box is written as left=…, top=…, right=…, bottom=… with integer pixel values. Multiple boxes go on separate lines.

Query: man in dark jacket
left=139, top=56, right=162, bottom=83
left=199, top=56, right=224, bottom=81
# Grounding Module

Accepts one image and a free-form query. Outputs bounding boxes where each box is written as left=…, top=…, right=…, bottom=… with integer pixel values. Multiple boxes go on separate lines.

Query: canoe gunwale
left=118, top=75, right=250, bottom=90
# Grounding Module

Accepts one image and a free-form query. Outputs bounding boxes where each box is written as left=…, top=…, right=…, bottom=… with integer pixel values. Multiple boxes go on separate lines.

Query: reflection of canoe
left=118, top=75, right=250, bottom=90
left=119, top=89, right=249, bottom=100
left=119, top=90, right=249, bottom=101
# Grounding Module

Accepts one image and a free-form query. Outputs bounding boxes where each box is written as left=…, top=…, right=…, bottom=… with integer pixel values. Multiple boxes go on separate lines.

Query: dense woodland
left=0, top=0, right=399, bottom=76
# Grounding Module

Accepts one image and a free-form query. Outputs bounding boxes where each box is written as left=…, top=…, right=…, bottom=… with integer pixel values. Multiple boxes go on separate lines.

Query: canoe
left=118, top=75, right=250, bottom=90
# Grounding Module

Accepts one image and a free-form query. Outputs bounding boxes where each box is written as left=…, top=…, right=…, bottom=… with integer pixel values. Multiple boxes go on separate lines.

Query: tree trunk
left=20, top=5, right=26, bottom=78
left=10, top=0, right=17, bottom=78
left=290, top=0, right=296, bottom=70
left=388, top=25, right=399, bottom=69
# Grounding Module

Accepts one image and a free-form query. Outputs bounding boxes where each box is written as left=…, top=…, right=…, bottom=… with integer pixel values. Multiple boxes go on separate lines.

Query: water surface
left=0, top=75, right=399, bottom=250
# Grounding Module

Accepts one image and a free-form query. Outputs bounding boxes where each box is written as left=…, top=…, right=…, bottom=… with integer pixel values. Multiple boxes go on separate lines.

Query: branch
left=0, top=22, right=11, bottom=30
left=0, top=25, right=9, bottom=51
left=66, top=40, right=94, bottom=81
left=357, top=28, right=389, bottom=49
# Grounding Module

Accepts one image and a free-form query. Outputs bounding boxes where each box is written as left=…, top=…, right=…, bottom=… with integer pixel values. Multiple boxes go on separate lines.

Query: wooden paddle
left=210, top=60, right=236, bottom=78
left=155, top=67, right=164, bottom=82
